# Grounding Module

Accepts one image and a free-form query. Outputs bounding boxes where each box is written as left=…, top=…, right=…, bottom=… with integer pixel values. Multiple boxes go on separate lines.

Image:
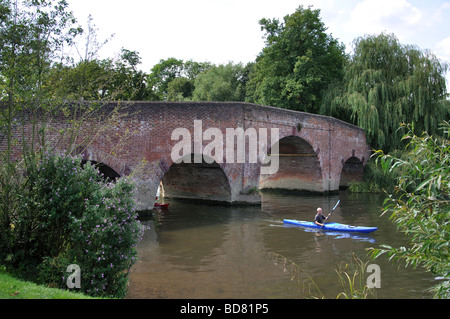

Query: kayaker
left=314, top=207, right=330, bottom=227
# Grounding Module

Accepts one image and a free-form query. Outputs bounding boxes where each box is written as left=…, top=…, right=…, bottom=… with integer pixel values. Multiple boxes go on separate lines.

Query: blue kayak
left=283, top=219, right=378, bottom=234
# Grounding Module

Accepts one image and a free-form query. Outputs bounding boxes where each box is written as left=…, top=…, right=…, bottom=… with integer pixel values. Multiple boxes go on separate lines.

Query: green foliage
left=1, top=152, right=144, bottom=298
left=335, top=255, right=377, bottom=299
left=269, top=252, right=323, bottom=298
left=146, top=58, right=251, bottom=102
left=0, top=1, right=145, bottom=298
left=0, top=0, right=81, bottom=101
left=246, top=5, right=346, bottom=113
left=192, top=62, right=248, bottom=101
left=167, top=76, right=195, bottom=101
left=0, top=0, right=83, bottom=275
left=44, top=59, right=113, bottom=100
left=270, top=252, right=376, bottom=299
left=66, top=172, right=143, bottom=298
left=322, top=33, right=449, bottom=152
left=369, top=122, right=450, bottom=299
left=111, top=49, right=149, bottom=100
left=348, top=154, right=399, bottom=193
left=146, top=57, right=185, bottom=100
left=147, top=57, right=212, bottom=101
left=44, top=49, right=149, bottom=101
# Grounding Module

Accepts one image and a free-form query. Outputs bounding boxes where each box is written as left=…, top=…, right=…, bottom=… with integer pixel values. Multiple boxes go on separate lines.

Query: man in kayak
left=314, top=207, right=331, bottom=227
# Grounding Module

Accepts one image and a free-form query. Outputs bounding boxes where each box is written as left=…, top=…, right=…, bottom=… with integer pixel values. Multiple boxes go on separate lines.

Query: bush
left=348, top=155, right=399, bottom=193
left=4, top=152, right=144, bottom=298
left=369, top=122, right=450, bottom=299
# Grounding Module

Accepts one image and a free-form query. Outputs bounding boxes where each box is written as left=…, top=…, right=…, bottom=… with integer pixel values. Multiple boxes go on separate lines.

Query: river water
left=126, top=192, right=437, bottom=299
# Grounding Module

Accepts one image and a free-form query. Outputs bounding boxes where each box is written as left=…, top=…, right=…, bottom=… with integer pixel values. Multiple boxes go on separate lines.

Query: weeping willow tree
left=321, top=33, right=449, bottom=152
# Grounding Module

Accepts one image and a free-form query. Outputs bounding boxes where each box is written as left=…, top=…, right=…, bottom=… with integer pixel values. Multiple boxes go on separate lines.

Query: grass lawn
left=0, top=270, right=101, bottom=299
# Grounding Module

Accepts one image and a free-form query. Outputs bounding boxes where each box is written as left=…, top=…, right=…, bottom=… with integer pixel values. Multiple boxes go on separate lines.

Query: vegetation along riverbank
left=0, top=1, right=448, bottom=298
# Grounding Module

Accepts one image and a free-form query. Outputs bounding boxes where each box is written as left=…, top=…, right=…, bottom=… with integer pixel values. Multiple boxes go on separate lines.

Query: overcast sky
left=66, top=0, right=450, bottom=77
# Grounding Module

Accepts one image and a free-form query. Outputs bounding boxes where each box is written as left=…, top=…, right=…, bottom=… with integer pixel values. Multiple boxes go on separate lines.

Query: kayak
left=154, top=203, right=169, bottom=208
left=283, top=219, right=377, bottom=234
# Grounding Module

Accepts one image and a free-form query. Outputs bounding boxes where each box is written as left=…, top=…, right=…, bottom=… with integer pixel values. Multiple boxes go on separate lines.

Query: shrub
left=5, top=152, right=144, bottom=298
left=369, top=122, right=450, bottom=299
left=348, top=156, right=398, bottom=193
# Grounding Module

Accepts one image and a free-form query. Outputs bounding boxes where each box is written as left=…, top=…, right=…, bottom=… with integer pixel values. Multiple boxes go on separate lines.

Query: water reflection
left=126, top=192, right=435, bottom=299
left=282, top=223, right=377, bottom=243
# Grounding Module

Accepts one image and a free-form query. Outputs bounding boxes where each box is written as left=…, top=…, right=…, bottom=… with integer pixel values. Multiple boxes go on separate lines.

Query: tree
left=0, top=0, right=81, bottom=269
left=146, top=57, right=184, bottom=100
left=72, top=14, right=114, bottom=63
left=246, top=5, right=346, bottom=113
left=108, top=48, right=149, bottom=100
left=166, top=59, right=214, bottom=101
left=371, top=122, right=450, bottom=299
left=192, top=62, right=247, bottom=101
left=0, top=0, right=81, bottom=102
left=44, top=49, right=149, bottom=101
left=147, top=58, right=212, bottom=101
left=321, top=33, right=449, bottom=152
left=44, top=59, right=113, bottom=100
left=0, top=2, right=144, bottom=298
left=167, top=77, right=194, bottom=101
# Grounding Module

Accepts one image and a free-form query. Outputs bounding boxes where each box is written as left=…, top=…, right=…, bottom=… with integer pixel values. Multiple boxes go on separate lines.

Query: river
left=126, top=192, right=436, bottom=299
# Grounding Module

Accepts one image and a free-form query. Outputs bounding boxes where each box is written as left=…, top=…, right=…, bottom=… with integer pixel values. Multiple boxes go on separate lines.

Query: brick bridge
left=4, top=102, right=371, bottom=210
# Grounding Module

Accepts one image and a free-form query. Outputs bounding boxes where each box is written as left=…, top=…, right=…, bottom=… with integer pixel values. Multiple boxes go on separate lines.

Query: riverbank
left=0, top=268, right=102, bottom=299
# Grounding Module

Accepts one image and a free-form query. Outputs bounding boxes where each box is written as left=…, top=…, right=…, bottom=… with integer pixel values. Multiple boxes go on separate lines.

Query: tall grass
left=269, top=252, right=377, bottom=299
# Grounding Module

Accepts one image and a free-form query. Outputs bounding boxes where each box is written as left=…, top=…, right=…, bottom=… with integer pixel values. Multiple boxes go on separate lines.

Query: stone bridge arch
left=75, top=147, right=123, bottom=181
left=260, top=135, right=323, bottom=192
left=339, top=153, right=366, bottom=189
left=161, top=153, right=233, bottom=204
left=2, top=101, right=371, bottom=210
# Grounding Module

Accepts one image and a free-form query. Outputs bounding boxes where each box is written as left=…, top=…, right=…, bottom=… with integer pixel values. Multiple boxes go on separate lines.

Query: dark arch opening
left=81, top=160, right=121, bottom=182
left=260, top=136, right=323, bottom=193
left=339, top=156, right=364, bottom=190
left=161, top=154, right=232, bottom=204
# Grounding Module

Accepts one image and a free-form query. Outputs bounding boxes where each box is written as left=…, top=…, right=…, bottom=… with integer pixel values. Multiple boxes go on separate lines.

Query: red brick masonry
left=1, top=101, right=371, bottom=210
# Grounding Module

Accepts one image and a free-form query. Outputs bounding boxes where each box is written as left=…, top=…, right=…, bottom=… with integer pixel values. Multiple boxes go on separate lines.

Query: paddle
left=320, top=200, right=340, bottom=229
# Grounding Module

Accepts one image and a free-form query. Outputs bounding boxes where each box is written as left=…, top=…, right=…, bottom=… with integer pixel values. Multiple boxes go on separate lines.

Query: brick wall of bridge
left=1, top=102, right=371, bottom=210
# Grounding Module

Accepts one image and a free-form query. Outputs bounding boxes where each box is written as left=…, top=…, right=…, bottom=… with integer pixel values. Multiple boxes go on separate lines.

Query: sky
left=66, top=0, right=450, bottom=78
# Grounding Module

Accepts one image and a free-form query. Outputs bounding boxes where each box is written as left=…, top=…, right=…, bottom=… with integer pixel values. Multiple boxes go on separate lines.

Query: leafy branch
left=369, top=122, right=450, bottom=299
